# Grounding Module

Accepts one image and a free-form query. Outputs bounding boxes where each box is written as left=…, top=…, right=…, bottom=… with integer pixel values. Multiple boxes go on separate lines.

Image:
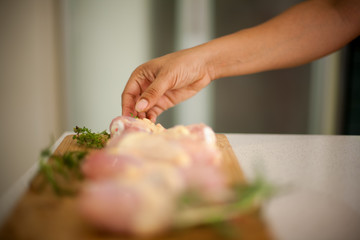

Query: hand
left=121, top=47, right=213, bottom=122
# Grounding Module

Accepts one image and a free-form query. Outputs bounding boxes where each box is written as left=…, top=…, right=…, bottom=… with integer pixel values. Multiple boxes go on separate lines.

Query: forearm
left=200, top=0, right=360, bottom=80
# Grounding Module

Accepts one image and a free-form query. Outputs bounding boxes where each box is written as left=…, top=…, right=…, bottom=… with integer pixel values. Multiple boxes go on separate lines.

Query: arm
left=204, top=0, right=360, bottom=79
left=122, top=0, right=360, bottom=122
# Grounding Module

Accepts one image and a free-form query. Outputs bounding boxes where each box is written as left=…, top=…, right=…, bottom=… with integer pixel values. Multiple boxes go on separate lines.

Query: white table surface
left=1, top=133, right=360, bottom=240
left=226, top=134, right=360, bottom=240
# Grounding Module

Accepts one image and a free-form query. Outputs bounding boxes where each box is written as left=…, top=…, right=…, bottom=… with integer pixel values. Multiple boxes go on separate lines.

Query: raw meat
left=78, top=116, right=230, bottom=236
left=110, top=116, right=164, bottom=137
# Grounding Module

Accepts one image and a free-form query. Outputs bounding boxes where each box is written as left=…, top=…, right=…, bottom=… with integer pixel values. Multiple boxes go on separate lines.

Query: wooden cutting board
left=0, top=134, right=273, bottom=240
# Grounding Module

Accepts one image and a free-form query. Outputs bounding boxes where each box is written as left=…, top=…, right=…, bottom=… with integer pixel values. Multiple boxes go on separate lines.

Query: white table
left=1, top=133, right=360, bottom=240
left=227, top=134, right=360, bottom=240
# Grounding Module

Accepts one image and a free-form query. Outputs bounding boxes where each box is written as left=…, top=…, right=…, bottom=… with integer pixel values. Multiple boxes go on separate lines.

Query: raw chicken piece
left=78, top=180, right=139, bottom=233
left=110, top=116, right=164, bottom=137
left=176, top=137, right=221, bottom=166
left=79, top=162, right=186, bottom=236
left=78, top=178, right=174, bottom=236
left=109, top=132, right=191, bottom=167
left=111, top=123, right=220, bottom=166
left=135, top=162, right=186, bottom=196
left=78, top=116, right=230, bottom=236
left=158, top=124, right=216, bottom=146
left=108, top=129, right=220, bottom=167
left=81, top=149, right=142, bottom=179
left=185, top=124, right=217, bottom=145
left=181, top=164, right=231, bottom=203
left=110, top=116, right=216, bottom=145
left=83, top=152, right=186, bottom=196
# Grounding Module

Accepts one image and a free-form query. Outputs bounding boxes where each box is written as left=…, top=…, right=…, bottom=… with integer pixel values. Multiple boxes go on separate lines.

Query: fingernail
left=135, top=99, right=148, bottom=112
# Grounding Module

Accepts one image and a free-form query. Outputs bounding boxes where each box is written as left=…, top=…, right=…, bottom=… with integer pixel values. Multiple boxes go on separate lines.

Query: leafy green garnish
left=33, top=125, right=109, bottom=196
left=31, top=146, right=88, bottom=196
left=130, top=112, right=139, bottom=119
left=174, top=176, right=276, bottom=230
left=73, top=126, right=110, bottom=148
left=231, top=176, right=274, bottom=210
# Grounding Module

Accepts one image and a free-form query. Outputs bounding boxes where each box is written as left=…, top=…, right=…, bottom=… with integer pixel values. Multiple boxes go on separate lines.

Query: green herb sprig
left=130, top=112, right=139, bottom=119
left=73, top=126, right=110, bottom=148
left=31, top=147, right=88, bottom=196
left=174, top=176, right=276, bottom=230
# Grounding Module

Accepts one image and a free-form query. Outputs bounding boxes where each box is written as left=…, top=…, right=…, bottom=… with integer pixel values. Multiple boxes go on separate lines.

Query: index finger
left=121, top=68, right=154, bottom=116
left=121, top=77, right=142, bottom=116
left=121, top=92, right=137, bottom=117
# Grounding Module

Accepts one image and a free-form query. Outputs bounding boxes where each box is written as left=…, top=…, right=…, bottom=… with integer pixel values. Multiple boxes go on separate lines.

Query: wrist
left=192, top=41, right=221, bottom=82
left=196, top=34, right=245, bottom=81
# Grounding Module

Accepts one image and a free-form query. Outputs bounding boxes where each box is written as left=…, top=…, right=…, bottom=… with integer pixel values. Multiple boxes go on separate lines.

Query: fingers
left=121, top=92, right=137, bottom=117
left=122, top=51, right=202, bottom=122
left=137, top=111, right=147, bottom=119
left=146, top=105, right=167, bottom=123
left=122, top=93, right=165, bottom=123
left=135, top=74, right=173, bottom=113
left=121, top=68, right=150, bottom=117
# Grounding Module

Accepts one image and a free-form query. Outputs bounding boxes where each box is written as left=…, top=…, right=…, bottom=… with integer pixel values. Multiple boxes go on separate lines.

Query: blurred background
left=0, top=0, right=359, bottom=198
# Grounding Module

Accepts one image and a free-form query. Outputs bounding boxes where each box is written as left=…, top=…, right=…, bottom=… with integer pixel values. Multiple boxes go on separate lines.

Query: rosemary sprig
left=73, top=126, right=110, bottom=148
left=31, top=146, right=88, bottom=196
left=174, top=176, right=275, bottom=229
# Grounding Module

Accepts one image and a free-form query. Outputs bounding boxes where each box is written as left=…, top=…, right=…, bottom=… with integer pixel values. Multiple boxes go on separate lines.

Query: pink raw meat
left=79, top=177, right=175, bottom=236
left=109, top=116, right=164, bottom=137
left=81, top=150, right=142, bottom=179
left=78, top=117, right=230, bottom=236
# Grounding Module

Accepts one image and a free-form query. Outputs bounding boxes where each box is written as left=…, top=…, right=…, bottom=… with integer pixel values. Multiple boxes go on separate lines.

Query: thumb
left=135, top=76, right=172, bottom=113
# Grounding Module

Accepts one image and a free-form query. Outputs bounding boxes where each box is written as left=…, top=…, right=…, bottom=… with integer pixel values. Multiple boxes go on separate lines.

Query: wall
left=0, top=0, right=62, bottom=196
left=62, top=0, right=152, bottom=132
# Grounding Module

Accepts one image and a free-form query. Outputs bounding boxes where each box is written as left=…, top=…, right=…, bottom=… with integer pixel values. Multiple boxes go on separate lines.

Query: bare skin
left=122, top=0, right=360, bottom=122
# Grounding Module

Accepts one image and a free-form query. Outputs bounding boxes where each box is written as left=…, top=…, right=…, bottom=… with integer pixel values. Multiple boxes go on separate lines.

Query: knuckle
left=144, top=87, right=160, bottom=98
left=129, top=66, right=142, bottom=78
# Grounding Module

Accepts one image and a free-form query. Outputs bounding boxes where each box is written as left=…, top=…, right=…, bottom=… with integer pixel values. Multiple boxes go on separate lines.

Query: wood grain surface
left=0, top=134, right=272, bottom=240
